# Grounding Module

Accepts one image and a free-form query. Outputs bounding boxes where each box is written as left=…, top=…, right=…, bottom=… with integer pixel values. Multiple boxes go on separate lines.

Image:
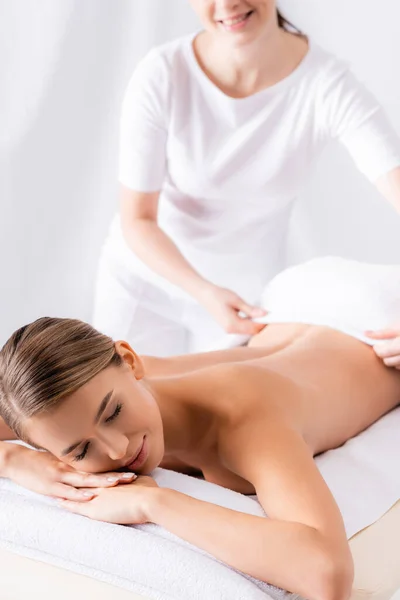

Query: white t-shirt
left=108, top=33, right=400, bottom=304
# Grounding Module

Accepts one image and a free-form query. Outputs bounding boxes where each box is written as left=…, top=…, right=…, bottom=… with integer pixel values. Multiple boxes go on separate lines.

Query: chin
left=221, top=28, right=267, bottom=50
left=143, top=435, right=164, bottom=474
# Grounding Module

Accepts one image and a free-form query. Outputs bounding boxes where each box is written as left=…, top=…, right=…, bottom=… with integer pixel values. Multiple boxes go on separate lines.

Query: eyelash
left=74, top=403, right=124, bottom=462
left=105, top=402, right=123, bottom=423
left=75, top=441, right=90, bottom=462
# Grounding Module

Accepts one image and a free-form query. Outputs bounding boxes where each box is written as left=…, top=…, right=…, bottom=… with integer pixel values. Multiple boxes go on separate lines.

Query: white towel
left=255, top=257, right=400, bottom=345
left=0, top=407, right=399, bottom=600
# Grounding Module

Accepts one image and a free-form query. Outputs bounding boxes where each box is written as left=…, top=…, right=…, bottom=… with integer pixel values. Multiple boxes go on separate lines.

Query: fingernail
left=120, top=473, right=135, bottom=479
left=82, top=491, right=94, bottom=497
left=107, top=476, right=119, bottom=482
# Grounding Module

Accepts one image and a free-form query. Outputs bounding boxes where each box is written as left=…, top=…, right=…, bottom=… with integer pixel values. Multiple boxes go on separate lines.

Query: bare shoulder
left=220, top=415, right=349, bottom=546
left=171, top=362, right=305, bottom=449
left=142, top=345, right=273, bottom=379
left=210, top=361, right=303, bottom=416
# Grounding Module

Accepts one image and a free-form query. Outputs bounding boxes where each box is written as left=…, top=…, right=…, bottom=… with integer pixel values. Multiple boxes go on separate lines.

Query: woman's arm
left=62, top=457, right=352, bottom=600
left=147, top=422, right=353, bottom=600
left=375, top=165, right=400, bottom=213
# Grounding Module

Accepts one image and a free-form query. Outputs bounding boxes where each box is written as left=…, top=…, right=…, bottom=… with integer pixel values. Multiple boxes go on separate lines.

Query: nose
left=216, top=0, right=241, bottom=11
left=100, top=431, right=130, bottom=462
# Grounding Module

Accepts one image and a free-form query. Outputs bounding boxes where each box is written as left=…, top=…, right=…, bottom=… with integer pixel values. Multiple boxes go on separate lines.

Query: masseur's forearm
left=123, top=219, right=210, bottom=298
left=147, top=489, right=352, bottom=600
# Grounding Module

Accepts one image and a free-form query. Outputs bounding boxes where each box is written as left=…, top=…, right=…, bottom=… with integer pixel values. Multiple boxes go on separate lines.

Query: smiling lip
left=124, top=437, right=148, bottom=471
left=217, top=11, right=253, bottom=29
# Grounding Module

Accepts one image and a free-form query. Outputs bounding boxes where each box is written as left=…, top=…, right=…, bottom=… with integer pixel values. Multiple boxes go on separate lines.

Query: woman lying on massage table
left=0, top=257, right=399, bottom=600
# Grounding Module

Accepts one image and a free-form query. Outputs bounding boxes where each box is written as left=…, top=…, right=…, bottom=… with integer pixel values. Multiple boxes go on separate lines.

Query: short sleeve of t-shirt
left=319, top=62, right=400, bottom=182
left=118, top=49, right=170, bottom=192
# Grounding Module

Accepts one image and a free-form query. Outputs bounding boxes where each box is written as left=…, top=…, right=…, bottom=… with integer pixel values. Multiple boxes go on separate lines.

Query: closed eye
left=105, top=403, right=123, bottom=423
left=74, top=441, right=90, bottom=462
left=73, top=404, right=123, bottom=462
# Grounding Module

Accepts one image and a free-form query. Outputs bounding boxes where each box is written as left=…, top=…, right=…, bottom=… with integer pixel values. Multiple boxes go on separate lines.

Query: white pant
left=92, top=249, right=249, bottom=356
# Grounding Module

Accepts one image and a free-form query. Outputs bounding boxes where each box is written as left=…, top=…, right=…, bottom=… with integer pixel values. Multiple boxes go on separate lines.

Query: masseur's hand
left=58, top=475, right=159, bottom=524
left=366, top=329, right=400, bottom=369
left=3, top=445, right=137, bottom=501
left=197, top=283, right=267, bottom=336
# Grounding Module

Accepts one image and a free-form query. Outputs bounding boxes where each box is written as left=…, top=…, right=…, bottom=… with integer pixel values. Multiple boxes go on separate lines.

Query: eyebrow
left=61, top=389, right=114, bottom=457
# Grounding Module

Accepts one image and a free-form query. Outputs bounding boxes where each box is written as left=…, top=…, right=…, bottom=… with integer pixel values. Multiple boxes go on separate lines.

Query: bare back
left=156, top=323, right=400, bottom=492
left=249, top=324, right=400, bottom=451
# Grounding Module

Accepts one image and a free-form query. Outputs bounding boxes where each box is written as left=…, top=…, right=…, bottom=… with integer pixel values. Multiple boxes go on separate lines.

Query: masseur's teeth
left=222, top=13, right=249, bottom=26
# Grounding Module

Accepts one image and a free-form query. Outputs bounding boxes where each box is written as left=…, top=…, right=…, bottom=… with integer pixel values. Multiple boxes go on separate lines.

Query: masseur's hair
left=277, top=9, right=300, bottom=33
left=0, top=317, right=122, bottom=442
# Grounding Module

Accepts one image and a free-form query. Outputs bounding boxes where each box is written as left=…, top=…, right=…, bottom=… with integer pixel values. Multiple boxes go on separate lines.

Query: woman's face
left=189, top=0, right=277, bottom=45
left=24, top=346, right=164, bottom=475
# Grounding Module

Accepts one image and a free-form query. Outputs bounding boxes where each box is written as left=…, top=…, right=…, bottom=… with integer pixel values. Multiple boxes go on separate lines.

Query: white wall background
left=1, top=0, right=399, bottom=346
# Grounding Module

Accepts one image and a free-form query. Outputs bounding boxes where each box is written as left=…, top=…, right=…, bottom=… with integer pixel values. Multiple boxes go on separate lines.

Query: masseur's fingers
left=373, top=340, right=400, bottom=359
left=365, top=330, right=400, bottom=369
left=230, top=310, right=266, bottom=335
left=233, top=299, right=267, bottom=335
left=61, top=470, right=137, bottom=489
left=237, top=318, right=267, bottom=336
left=379, top=355, right=400, bottom=368
left=365, top=329, right=399, bottom=340
left=237, top=300, right=267, bottom=319
left=198, top=284, right=267, bottom=335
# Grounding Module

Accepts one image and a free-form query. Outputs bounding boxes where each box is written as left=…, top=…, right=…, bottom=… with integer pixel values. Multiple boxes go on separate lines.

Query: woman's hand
left=366, top=329, right=400, bottom=369
left=3, top=444, right=137, bottom=501
left=58, top=475, right=159, bottom=524
left=197, top=284, right=267, bottom=336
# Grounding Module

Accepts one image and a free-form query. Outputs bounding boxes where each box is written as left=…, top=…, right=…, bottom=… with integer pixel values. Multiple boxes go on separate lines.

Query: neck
left=143, top=376, right=212, bottom=458
left=195, top=28, right=306, bottom=97
left=205, top=25, right=285, bottom=77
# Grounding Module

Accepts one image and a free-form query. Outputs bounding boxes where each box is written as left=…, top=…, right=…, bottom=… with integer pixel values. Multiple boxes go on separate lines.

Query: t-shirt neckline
left=185, top=30, right=315, bottom=102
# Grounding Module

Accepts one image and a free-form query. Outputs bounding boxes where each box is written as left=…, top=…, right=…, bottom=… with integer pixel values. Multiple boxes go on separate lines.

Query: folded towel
left=255, top=257, right=400, bottom=346
left=0, top=471, right=286, bottom=600
left=0, top=407, right=399, bottom=600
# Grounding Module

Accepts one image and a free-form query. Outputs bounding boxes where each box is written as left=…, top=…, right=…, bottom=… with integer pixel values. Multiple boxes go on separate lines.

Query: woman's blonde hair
left=0, top=317, right=122, bottom=442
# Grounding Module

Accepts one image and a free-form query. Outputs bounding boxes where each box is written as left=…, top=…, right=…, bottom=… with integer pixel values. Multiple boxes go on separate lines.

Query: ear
left=114, top=341, right=145, bottom=380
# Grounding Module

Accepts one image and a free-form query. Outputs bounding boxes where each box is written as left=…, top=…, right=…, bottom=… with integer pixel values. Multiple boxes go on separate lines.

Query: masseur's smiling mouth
left=216, top=10, right=255, bottom=31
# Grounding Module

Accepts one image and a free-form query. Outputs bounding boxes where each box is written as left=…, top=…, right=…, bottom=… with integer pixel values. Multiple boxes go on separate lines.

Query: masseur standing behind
left=93, top=0, right=400, bottom=357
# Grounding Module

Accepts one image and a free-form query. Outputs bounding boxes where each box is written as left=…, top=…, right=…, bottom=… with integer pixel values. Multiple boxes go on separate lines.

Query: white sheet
left=0, top=407, right=399, bottom=600
left=315, top=407, right=400, bottom=536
